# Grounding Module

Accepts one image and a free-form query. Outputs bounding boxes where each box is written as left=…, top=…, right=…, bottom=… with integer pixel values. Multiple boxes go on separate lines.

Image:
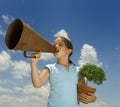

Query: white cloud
left=0, top=50, right=54, bottom=79
left=13, top=87, right=23, bottom=93
left=81, top=100, right=112, bottom=107
left=0, top=49, right=50, bottom=107
left=2, top=14, right=14, bottom=24
left=20, top=84, right=49, bottom=107
left=0, top=26, right=5, bottom=36
left=0, top=84, right=50, bottom=107
left=54, top=29, right=70, bottom=40
left=0, top=89, right=114, bottom=107
left=0, top=80, right=17, bottom=86
left=0, top=80, right=7, bottom=85
left=0, top=50, right=31, bottom=79
left=11, top=60, right=31, bottom=79
left=23, top=84, right=50, bottom=97
left=0, top=94, right=19, bottom=104
left=41, top=53, right=55, bottom=60
left=0, top=50, right=12, bottom=71
left=78, top=44, right=102, bottom=67
left=0, top=87, right=13, bottom=93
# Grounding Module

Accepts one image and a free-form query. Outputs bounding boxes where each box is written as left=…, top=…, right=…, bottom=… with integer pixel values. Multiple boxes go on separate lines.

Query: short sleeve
left=45, top=64, right=51, bottom=72
left=45, top=63, right=56, bottom=75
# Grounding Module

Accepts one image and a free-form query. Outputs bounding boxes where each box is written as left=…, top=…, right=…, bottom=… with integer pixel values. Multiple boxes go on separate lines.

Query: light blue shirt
left=45, top=63, right=80, bottom=107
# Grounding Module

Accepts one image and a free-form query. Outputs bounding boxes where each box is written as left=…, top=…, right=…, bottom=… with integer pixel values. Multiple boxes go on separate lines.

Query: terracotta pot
left=77, top=81, right=96, bottom=95
left=77, top=77, right=96, bottom=103
left=77, top=77, right=96, bottom=95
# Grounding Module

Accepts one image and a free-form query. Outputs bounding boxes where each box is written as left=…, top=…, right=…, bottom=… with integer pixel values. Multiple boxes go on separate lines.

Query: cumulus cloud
left=81, top=100, right=112, bottom=107
left=0, top=50, right=49, bottom=106
left=0, top=26, right=5, bottom=36
left=0, top=87, right=13, bottom=93
left=0, top=94, right=21, bottom=105
left=0, top=80, right=17, bottom=86
left=11, top=60, right=31, bottom=79
left=0, top=50, right=31, bottom=79
left=23, top=84, right=49, bottom=97
left=0, top=50, right=12, bottom=71
left=54, top=29, right=70, bottom=40
left=78, top=44, right=102, bottom=66
left=0, top=80, right=7, bottom=85
left=41, top=53, right=55, bottom=60
left=2, top=14, right=14, bottom=24
left=0, top=50, right=54, bottom=80
left=0, top=84, right=50, bottom=107
left=0, top=14, right=14, bottom=36
left=13, top=87, right=23, bottom=93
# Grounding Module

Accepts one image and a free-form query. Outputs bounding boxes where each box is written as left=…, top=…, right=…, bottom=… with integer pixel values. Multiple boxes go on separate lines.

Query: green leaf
left=78, top=63, right=106, bottom=85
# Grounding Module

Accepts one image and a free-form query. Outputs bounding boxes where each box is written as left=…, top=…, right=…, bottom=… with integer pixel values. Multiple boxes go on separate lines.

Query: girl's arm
left=78, top=93, right=96, bottom=104
left=31, top=52, right=50, bottom=88
left=77, top=77, right=96, bottom=104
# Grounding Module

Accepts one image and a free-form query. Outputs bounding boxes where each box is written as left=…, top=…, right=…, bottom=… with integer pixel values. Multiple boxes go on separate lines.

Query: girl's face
left=53, top=38, right=72, bottom=59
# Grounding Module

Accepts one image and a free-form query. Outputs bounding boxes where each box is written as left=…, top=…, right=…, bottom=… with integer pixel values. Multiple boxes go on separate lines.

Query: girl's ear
left=67, top=49, right=72, bottom=55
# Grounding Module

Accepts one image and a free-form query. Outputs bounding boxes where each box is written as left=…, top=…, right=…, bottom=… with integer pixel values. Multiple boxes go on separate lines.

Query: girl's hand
left=31, top=52, right=41, bottom=63
left=78, top=93, right=96, bottom=104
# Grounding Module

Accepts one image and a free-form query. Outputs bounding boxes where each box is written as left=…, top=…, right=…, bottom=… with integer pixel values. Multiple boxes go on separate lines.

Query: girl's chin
left=54, top=53, right=58, bottom=56
left=54, top=53, right=60, bottom=58
left=54, top=51, right=59, bottom=55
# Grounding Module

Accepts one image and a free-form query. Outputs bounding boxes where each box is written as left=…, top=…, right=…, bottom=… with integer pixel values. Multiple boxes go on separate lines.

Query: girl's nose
left=55, top=44, right=59, bottom=48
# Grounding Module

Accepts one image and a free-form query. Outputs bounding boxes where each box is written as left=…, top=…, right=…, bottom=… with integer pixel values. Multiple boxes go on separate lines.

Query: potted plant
left=77, top=63, right=106, bottom=100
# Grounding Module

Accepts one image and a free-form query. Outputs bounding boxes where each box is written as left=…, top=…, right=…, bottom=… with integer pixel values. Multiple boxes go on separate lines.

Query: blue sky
left=0, top=0, right=120, bottom=107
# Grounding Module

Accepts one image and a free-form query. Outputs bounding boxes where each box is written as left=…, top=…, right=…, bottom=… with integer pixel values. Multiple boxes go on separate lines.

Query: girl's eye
left=54, top=43, right=63, bottom=47
left=53, top=42, right=64, bottom=47
left=59, top=43, right=62, bottom=46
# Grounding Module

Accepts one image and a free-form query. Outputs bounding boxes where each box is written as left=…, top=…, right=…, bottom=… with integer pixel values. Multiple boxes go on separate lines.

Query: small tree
left=78, top=63, right=106, bottom=85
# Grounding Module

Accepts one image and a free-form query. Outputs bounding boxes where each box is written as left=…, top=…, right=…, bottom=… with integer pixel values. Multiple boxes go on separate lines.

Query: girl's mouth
left=55, top=49, right=59, bottom=53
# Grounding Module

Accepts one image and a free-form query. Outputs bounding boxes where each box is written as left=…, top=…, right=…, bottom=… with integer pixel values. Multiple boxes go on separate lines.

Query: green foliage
left=78, top=63, right=106, bottom=85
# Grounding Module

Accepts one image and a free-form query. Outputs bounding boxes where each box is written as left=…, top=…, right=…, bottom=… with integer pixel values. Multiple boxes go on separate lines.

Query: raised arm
left=31, top=52, right=50, bottom=88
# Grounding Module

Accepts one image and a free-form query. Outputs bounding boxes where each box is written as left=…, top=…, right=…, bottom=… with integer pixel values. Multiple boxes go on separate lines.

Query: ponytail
left=69, top=59, right=76, bottom=66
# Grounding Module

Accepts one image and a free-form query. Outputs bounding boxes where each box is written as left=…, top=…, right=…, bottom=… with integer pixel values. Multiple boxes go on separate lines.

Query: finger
left=87, top=93, right=93, bottom=96
left=80, top=93, right=88, bottom=98
left=32, top=52, right=41, bottom=58
left=79, top=94, right=87, bottom=100
left=79, top=98, right=88, bottom=104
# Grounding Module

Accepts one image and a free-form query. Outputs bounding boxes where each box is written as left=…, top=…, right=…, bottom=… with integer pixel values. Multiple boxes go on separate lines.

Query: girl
left=31, top=37, right=96, bottom=107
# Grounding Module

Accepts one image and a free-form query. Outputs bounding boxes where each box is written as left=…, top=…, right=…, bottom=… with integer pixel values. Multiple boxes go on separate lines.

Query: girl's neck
left=57, top=59, right=70, bottom=71
left=57, top=58, right=70, bottom=65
